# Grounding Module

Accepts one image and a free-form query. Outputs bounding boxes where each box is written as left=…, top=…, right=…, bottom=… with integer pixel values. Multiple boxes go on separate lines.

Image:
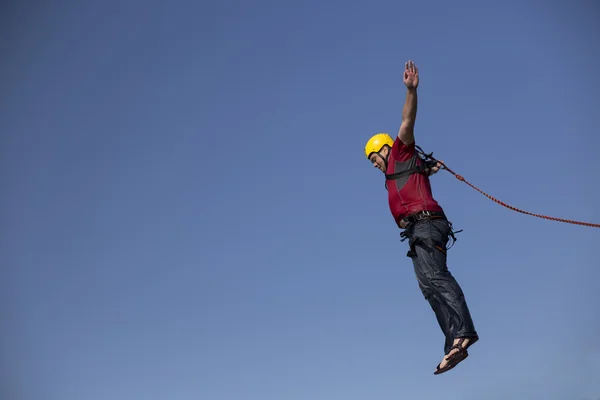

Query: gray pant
left=402, top=217, right=478, bottom=354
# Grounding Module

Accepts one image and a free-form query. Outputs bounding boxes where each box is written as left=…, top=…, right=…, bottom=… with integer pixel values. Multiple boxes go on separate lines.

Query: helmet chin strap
left=374, top=151, right=390, bottom=171
left=381, top=151, right=390, bottom=190
left=376, top=150, right=391, bottom=190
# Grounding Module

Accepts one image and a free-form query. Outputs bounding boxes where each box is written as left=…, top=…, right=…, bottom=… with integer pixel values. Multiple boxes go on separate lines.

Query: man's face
left=368, top=147, right=389, bottom=173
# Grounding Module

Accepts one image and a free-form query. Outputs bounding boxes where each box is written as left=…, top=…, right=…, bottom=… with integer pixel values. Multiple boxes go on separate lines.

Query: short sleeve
left=391, top=137, right=416, bottom=162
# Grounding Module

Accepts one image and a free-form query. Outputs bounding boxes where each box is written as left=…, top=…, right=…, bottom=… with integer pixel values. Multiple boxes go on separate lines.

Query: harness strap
left=385, top=158, right=437, bottom=181
left=404, top=236, right=448, bottom=258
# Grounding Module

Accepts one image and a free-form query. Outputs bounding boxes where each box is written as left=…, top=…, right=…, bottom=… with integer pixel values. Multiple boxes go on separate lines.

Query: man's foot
left=433, top=336, right=478, bottom=375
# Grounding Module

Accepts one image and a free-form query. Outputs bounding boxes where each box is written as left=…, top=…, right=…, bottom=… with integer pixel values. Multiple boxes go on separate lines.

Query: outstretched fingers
left=404, top=60, right=418, bottom=77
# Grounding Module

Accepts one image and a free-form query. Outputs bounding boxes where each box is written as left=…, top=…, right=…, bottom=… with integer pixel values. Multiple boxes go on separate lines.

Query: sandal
left=451, top=335, right=479, bottom=352
left=433, top=338, right=470, bottom=375
left=464, top=336, right=479, bottom=350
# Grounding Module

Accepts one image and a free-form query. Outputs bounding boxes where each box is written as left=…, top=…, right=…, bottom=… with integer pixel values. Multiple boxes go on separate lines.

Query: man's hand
left=403, top=60, right=419, bottom=90
left=427, top=161, right=444, bottom=176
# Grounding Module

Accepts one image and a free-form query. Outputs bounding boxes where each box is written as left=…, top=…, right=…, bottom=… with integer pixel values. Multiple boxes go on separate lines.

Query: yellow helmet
left=364, top=133, right=394, bottom=159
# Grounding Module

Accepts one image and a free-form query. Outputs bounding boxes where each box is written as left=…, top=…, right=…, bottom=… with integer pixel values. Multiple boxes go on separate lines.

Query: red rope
left=439, top=163, right=600, bottom=228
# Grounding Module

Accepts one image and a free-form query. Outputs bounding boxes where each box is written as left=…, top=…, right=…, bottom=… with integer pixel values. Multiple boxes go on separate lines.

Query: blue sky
left=2, top=1, right=599, bottom=399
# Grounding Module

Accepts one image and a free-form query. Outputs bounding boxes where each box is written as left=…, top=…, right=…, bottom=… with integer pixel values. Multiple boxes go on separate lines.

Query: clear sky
left=2, top=1, right=599, bottom=399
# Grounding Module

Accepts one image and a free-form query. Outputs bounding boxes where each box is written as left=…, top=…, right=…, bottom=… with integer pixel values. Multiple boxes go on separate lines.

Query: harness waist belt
left=400, top=210, right=446, bottom=226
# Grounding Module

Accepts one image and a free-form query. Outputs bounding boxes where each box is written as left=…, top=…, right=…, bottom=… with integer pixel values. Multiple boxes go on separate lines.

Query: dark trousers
left=402, top=217, right=478, bottom=354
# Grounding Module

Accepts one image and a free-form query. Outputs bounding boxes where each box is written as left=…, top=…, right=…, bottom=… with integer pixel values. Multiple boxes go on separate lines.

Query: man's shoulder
left=393, top=135, right=416, bottom=147
left=391, top=136, right=416, bottom=161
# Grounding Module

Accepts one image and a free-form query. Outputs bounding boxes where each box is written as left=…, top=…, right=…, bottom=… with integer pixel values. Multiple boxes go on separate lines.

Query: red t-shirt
left=386, top=137, right=444, bottom=225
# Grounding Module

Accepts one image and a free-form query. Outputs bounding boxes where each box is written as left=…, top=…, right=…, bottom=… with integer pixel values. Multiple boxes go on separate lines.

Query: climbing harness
left=413, top=145, right=600, bottom=229
left=383, top=150, right=464, bottom=247
left=400, top=219, right=461, bottom=258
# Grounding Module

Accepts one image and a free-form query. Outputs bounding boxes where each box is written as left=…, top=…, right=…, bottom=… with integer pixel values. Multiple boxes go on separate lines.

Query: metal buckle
left=402, top=210, right=435, bottom=227
left=416, top=210, right=431, bottom=221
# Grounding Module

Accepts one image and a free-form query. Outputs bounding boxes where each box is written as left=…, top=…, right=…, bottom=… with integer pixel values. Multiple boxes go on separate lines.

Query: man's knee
left=430, top=275, right=466, bottom=304
left=421, top=286, right=435, bottom=300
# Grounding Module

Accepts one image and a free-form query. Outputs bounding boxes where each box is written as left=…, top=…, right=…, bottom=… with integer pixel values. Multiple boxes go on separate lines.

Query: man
left=364, top=60, right=479, bottom=375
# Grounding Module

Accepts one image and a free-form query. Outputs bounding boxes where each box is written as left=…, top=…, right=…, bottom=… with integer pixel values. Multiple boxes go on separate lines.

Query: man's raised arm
left=397, top=60, right=419, bottom=146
